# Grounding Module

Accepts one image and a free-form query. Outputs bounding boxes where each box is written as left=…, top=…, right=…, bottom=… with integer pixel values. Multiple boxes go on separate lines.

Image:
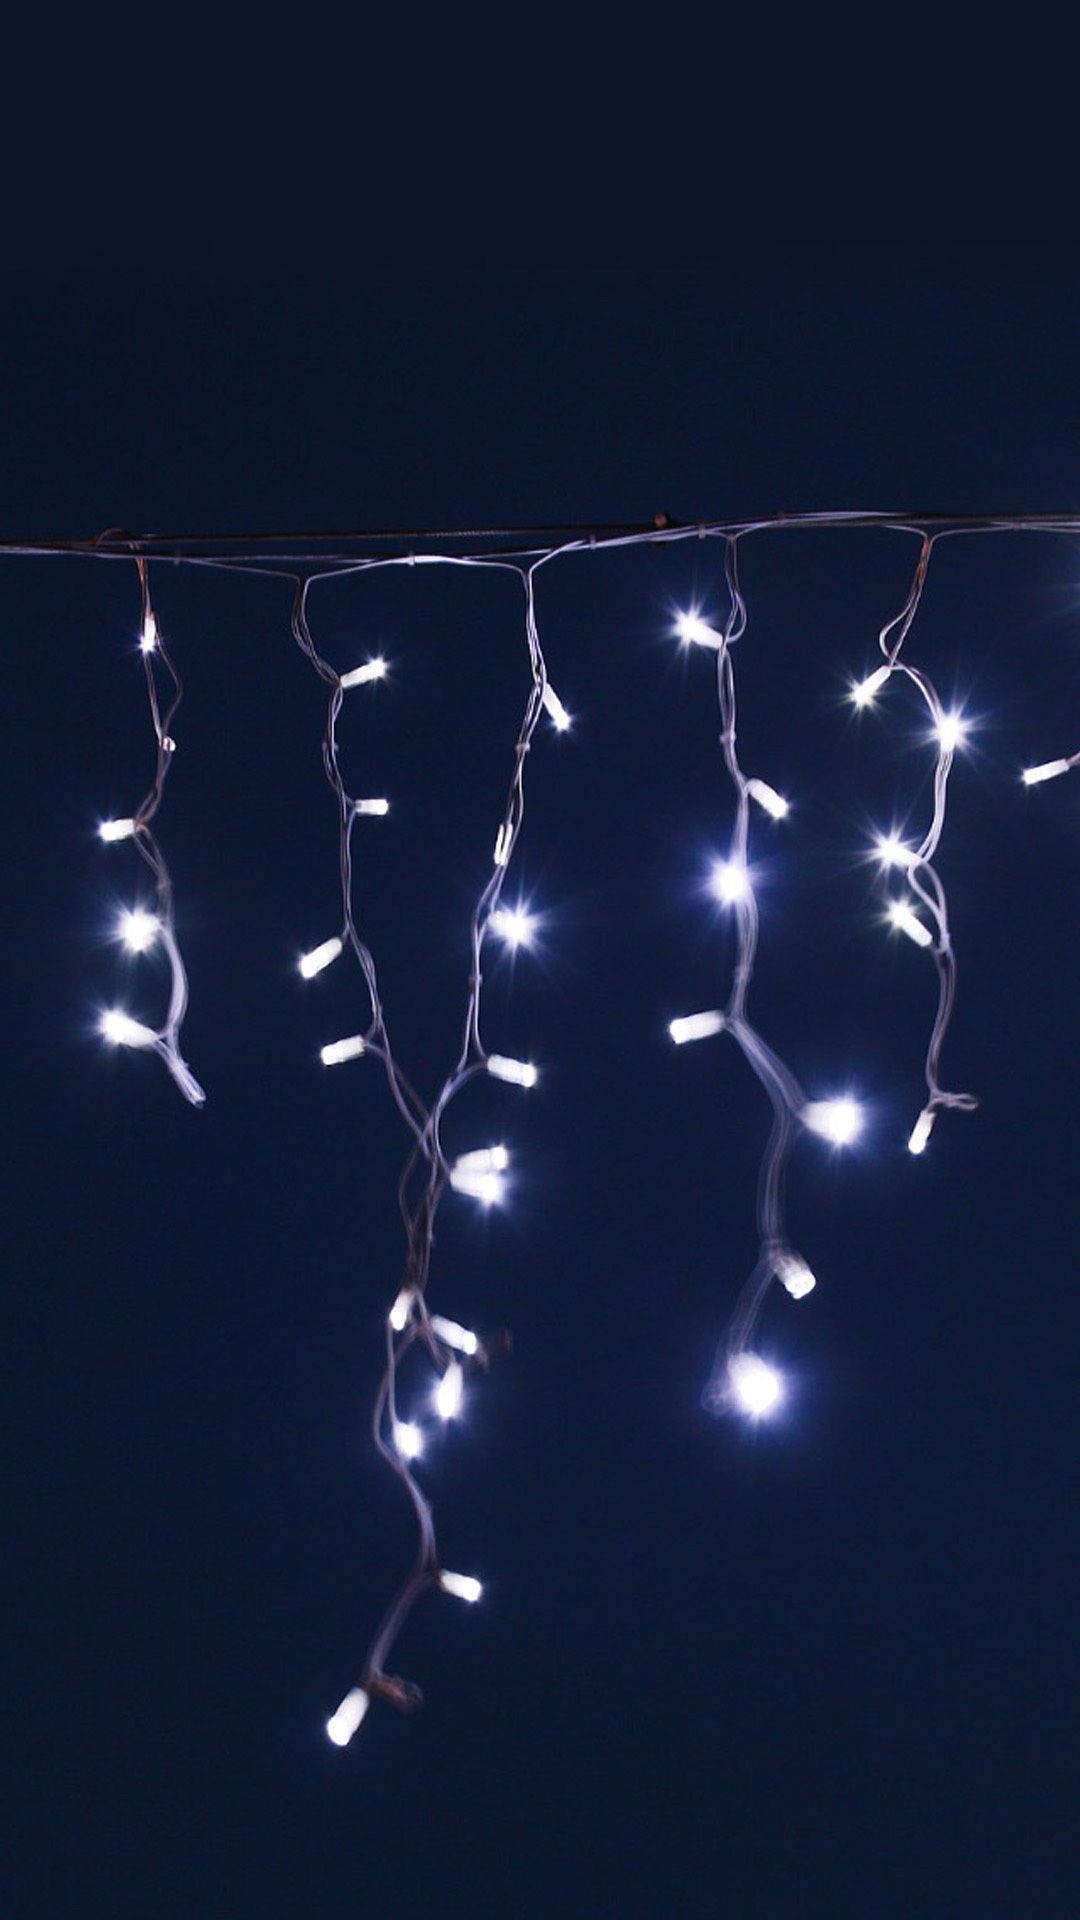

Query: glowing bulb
left=319, top=1035, right=366, bottom=1066
left=449, top=1167, right=506, bottom=1205
left=434, top=1361, right=464, bottom=1420
left=440, top=1571, right=482, bottom=1603
left=711, top=859, right=751, bottom=905
left=873, top=832, right=917, bottom=869
left=326, top=1687, right=370, bottom=1746
left=388, top=1288, right=414, bottom=1333
left=140, top=612, right=158, bottom=654
left=935, top=712, right=967, bottom=752
left=298, top=936, right=343, bottom=980
left=98, top=817, right=136, bottom=843
left=888, top=899, right=933, bottom=948
left=675, top=610, right=724, bottom=649
left=100, top=1009, right=157, bottom=1048
left=487, top=1054, right=538, bottom=1089
left=340, top=657, right=387, bottom=689
left=489, top=905, right=537, bottom=949
left=117, top=908, right=160, bottom=953
left=393, top=1420, right=423, bottom=1460
left=669, top=1010, right=726, bottom=1045
left=541, top=683, right=572, bottom=731
left=1022, top=758, right=1070, bottom=786
left=907, top=1109, right=935, bottom=1155
left=430, top=1314, right=479, bottom=1356
left=747, top=778, right=789, bottom=820
left=775, top=1251, right=816, bottom=1300
left=493, top=823, right=512, bottom=867
left=802, top=1098, right=863, bottom=1146
left=851, top=664, right=890, bottom=708
left=729, top=1352, right=783, bottom=1416
left=452, top=1146, right=510, bottom=1177
left=353, top=798, right=389, bottom=816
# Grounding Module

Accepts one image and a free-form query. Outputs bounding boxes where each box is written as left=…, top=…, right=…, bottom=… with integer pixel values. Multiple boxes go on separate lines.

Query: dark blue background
left=3, top=257, right=1077, bottom=1917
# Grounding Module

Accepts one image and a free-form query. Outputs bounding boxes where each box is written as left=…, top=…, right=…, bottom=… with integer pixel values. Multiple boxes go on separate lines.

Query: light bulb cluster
left=668, top=551, right=857, bottom=1421
left=76, top=513, right=1080, bottom=1746
left=95, top=568, right=205, bottom=1108
left=853, top=534, right=978, bottom=1163
left=287, top=562, right=565, bottom=1744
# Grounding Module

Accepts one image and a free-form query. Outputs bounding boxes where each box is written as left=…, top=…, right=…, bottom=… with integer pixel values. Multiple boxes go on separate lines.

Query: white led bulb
left=340, top=657, right=387, bottom=689
left=487, top=1054, right=538, bottom=1089
left=298, top=936, right=343, bottom=980
left=326, top=1687, right=370, bottom=1747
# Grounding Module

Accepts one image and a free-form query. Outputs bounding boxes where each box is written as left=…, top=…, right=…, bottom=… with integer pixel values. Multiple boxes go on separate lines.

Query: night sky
left=4, top=256, right=1078, bottom=1917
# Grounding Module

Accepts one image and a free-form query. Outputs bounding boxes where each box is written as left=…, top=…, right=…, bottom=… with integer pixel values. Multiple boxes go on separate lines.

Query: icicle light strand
left=64, top=512, right=1079, bottom=1736
left=97, top=559, right=205, bottom=1108
left=288, top=557, right=562, bottom=1739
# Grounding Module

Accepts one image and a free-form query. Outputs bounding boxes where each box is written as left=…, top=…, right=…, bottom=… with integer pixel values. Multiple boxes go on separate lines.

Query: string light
left=541, top=682, right=572, bottom=731
left=117, top=907, right=160, bottom=953
left=935, top=712, right=968, bottom=753
left=728, top=1353, right=783, bottom=1416
left=94, top=566, right=204, bottom=1108
left=669, top=1010, right=726, bottom=1045
left=326, top=1688, right=370, bottom=1747
left=339, top=657, right=387, bottom=688
left=888, top=899, right=934, bottom=948
left=675, top=609, right=725, bottom=649
left=429, top=1315, right=480, bottom=1355
left=802, top=1098, right=864, bottom=1146
left=851, top=664, right=891, bottom=707
left=710, top=858, right=752, bottom=905
left=452, top=1146, right=510, bottom=1177
left=434, top=1362, right=464, bottom=1420
left=488, top=905, right=537, bottom=949
left=746, top=778, right=789, bottom=820
left=388, top=1288, right=414, bottom=1333
left=486, top=1054, right=538, bottom=1089
left=71, top=512, right=1080, bottom=1740
left=1022, top=755, right=1076, bottom=785
left=298, top=936, right=343, bottom=980
left=319, top=1035, right=366, bottom=1066
left=774, top=1251, right=816, bottom=1300
left=439, top=1571, right=483, bottom=1603
left=393, top=1421, right=423, bottom=1460
left=101, top=1009, right=158, bottom=1048
left=873, top=832, right=917, bottom=869
left=282, top=557, right=558, bottom=1741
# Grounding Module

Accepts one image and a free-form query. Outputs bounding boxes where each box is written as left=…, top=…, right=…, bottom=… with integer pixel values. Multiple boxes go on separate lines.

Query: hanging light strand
left=290, top=558, right=559, bottom=1739
left=97, top=558, right=205, bottom=1107
left=860, top=535, right=979, bottom=1150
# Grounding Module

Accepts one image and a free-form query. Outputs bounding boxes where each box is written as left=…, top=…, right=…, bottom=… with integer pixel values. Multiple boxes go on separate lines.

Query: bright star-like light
left=489, top=904, right=537, bottom=950
left=802, top=1097, right=863, bottom=1146
left=851, top=664, right=890, bottom=708
left=710, top=858, right=752, bottom=905
left=873, top=832, right=917, bottom=870
left=935, top=712, right=968, bottom=753
left=117, top=908, right=160, bottom=953
left=674, top=609, right=724, bottom=649
left=729, top=1352, right=783, bottom=1416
